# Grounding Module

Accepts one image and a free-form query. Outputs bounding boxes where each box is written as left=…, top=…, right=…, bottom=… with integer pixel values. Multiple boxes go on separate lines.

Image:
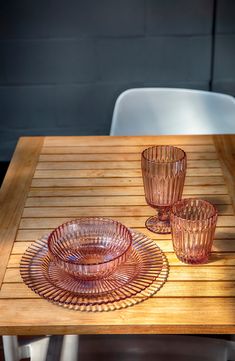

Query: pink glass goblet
left=171, top=198, right=218, bottom=264
left=141, top=145, right=187, bottom=234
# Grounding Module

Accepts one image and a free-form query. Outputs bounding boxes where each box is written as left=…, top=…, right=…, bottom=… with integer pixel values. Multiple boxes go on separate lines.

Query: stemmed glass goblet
left=141, top=145, right=187, bottom=234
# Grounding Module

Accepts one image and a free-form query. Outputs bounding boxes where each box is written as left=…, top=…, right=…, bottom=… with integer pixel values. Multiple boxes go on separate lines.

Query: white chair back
left=110, top=88, right=235, bottom=135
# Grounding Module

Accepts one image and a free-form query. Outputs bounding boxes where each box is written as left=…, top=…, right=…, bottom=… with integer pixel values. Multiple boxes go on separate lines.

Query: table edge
left=0, top=136, right=44, bottom=287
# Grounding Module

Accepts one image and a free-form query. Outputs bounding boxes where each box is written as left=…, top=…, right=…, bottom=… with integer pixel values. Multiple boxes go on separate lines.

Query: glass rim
left=47, top=217, right=133, bottom=266
left=171, top=198, right=218, bottom=222
left=141, top=145, right=186, bottom=164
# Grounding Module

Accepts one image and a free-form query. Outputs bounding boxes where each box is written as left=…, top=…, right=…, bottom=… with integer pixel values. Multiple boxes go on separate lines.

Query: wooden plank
left=8, top=251, right=235, bottom=268
left=0, top=298, right=235, bottom=335
left=12, top=240, right=173, bottom=254
left=147, top=280, right=235, bottom=297
left=36, top=159, right=221, bottom=170
left=132, top=227, right=235, bottom=240
left=21, top=204, right=234, bottom=218
left=30, top=176, right=226, bottom=188
left=5, top=266, right=235, bottom=283
left=0, top=137, right=44, bottom=288
left=14, top=227, right=235, bottom=242
left=24, top=193, right=231, bottom=207
left=19, top=216, right=235, bottom=229
left=214, top=228, right=235, bottom=239
left=33, top=168, right=223, bottom=179
left=40, top=145, right=216, bottom=154
left=44, top=135, right=214, bottom=147
left=39, top=152, right=219, bottom=162
left=1, top=281, right=235, bottom=299
left=12, top=239, right=235, bottom=254
left=28, top=188, right=232, bottom=202
left=15, top=229, right=173, bottom=241
left=214, top=135, right=235, bottom=212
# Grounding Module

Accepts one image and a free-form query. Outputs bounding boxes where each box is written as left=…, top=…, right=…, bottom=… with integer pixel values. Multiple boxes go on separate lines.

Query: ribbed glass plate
left=20, top=230, right=169, bottom=312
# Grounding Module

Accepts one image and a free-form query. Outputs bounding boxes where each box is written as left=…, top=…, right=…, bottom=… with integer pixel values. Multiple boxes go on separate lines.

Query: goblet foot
left=145, top=215, right=171, bottom=234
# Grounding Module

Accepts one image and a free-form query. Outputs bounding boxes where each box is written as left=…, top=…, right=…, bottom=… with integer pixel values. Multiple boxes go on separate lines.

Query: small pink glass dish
left=170, top=198, right=218, bottom=264
left=47, top=217, right=132, bottom=280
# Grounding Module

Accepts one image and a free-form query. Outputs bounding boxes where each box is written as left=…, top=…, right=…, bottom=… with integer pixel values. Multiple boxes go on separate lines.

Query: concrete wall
left=213, top=0, right=235, bottom=95
left=0, top=0, right=234, bottom=161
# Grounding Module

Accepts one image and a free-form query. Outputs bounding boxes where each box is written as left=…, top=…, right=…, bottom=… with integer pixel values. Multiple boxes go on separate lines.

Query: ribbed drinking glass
left=171, top=198, right=218, bottom=264
left=141, top=145, right=187, bottom=234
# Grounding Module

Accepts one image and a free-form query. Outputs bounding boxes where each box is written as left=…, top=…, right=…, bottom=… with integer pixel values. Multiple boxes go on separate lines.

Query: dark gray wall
left=213, top=0, right=235, bottom=95
left=0, top=0, right=234, bottom=161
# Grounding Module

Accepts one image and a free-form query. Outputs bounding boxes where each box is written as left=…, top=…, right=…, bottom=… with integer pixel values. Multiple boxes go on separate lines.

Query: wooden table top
left=0, top=135, right=235, bottom=335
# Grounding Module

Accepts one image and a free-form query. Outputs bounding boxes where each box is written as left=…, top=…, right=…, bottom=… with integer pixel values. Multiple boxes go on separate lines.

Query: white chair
left=110, top=88, right=235, bottom=135
left=2, top=335, right=79, bottom=361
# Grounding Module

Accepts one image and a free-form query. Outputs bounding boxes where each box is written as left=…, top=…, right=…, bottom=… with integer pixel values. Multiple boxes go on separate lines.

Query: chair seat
left=79, top=335, right=235, bottom=361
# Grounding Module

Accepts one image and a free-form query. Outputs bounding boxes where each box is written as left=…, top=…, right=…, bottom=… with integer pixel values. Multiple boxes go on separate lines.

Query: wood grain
left=39, top=152, right=219, bottom=162
left=12, top=239, right=235, bottom=253
left=24, top=192, right=230, bottom=207
left=28, top=187, right=232, bottom=199
left=30, top=176, right=226, bottom=188
left=1, top=134, right=235, bottom=335
left=0, top=298, right=235, bottom=335
left=36, top=159, right=221, bottom=170
left=5, top=266, right=235, bottom=283
left=7, top=252, right=235, bottom=268
left=214, top=135, right=235, bottom=212
left=1, top=281, right=235, bottom=299
left=21, top=204, right=234, bottom=218
left=19, top=216, right=235, bottom=229
left=0, top=137, right=43, bottom=288
left=44, top=135, right=214, bottom=147
left=33, top=168, right=223, bottom=178
left=15, top=227, right=235, bottom=242
left=40, top=145, right=216, bottom=154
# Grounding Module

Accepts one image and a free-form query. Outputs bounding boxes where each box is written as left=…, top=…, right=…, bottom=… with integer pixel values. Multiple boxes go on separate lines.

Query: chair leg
left=59, top=335, right=79, bottom=361
left=227, top=340, right=235, bottom=361
left=3, top=335, right=79, bottom=361
left=27, top=336, right=50, bottom=361
left=3, top=336, right=50, bottom=361
left=2, top=336, right=20, bottom=361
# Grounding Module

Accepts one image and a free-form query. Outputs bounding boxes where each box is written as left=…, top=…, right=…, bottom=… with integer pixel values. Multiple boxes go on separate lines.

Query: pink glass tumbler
left=171, top=198, right=218, bottom=264
left=141, top=145, right=187, bottom=234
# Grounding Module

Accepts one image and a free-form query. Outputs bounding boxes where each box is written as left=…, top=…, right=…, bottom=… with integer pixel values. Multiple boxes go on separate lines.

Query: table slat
left=44, top=135, right=214, bottom=147
left=30, top=176, right=226, bottom=188
left=41, top=145, right=216, bottom=154
left=0, top=298, right=235, bottom=335
left=39, top=152, right=219, bottom=162
left=19, top=215, right=235, bottom=229
left=5, top=266, right=235, bottom=283
left=0, top=137, right=43, bottom=288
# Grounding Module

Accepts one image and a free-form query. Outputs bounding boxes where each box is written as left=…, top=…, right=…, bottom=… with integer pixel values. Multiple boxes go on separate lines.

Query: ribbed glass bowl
left=47, top=218, right=132, bottom=280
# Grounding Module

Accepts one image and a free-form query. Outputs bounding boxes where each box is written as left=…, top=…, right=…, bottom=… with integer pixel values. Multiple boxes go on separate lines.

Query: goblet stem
left=157, top=206, right=171, bottom=222
left=145, top=206, right=172, bottom=234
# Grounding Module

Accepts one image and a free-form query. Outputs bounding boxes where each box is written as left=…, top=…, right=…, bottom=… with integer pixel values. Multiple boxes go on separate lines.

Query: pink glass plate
left=20, top=231, right=169, bottom=312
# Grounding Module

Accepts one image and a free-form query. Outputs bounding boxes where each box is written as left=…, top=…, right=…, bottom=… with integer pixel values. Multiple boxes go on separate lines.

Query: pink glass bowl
left=47, top=217, right=132, bottom=280
left=170, top=198, right=218, bottom=264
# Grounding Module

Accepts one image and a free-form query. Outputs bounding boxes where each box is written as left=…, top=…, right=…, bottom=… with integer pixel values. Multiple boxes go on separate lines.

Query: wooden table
left=0, top=135, right=235, bottom=335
